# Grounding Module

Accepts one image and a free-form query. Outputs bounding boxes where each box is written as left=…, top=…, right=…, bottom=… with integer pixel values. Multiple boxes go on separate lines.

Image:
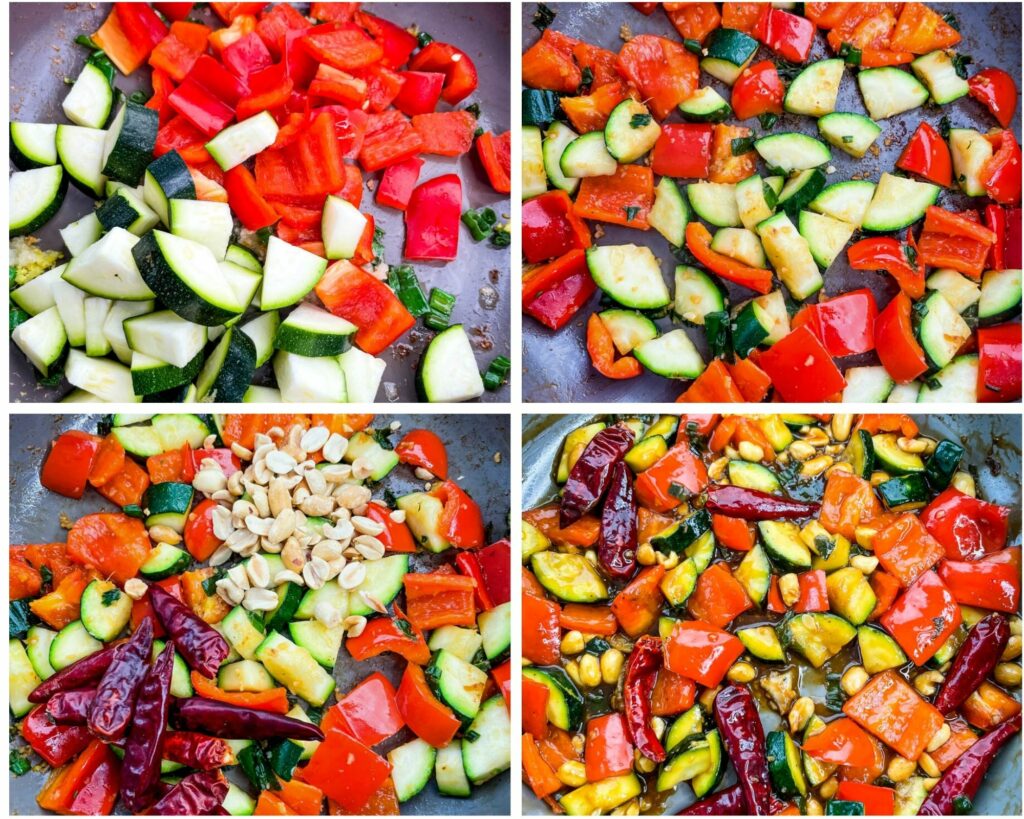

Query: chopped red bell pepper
left=523, top=190, right=592, bottom=264
left=686, top=222, right=772, bottom=293
left=574, top=164, right=655, bottom=229
left=587, top=313, right=642, bottom=380
left=352, top=63, right=404, bottom=112
left=154, top=3, right=195, bottom=22
left=21, top=705, right=93, bottom=767
left=315, top=261, right=415, bottom=354
left=978, top=322, right=1022, bottom=402
left=408, top=41, right=478, bottom=105
left=255, top=3, right=311, bottom=58
left=393, top=71, right=444, bottom=116
left=455, top=552, right=494, bottom=611
left=985, top=205, right=1007, bottom=270
left=664, top=2, right=721, bottom=43
left=561, top=81, right=636, bottom=134
left=835, top=780, right=895, bottom=815
left=149, top=28, right=204, bottom=83
left=325, top=672, right=404, bottom=747
left=615, top=34, right=698, bottom=120
left=404, top=174, right=462, bottom=261
left=476, top=540, right=511, bottom=606
left=968, top=67, right=1018, bottom=129
left=763, top=8, right=816, bottom=62
left=756, top=325, right=846, bottom=402
left=309, top=3, right=358, bottom=23
left=522, top=249, right=596, bottom=331
left=40, top=430, right=100, bottom=499
left=634, top=440, right=709, bottom=512
left=189, top=53, right=247, bottom=105
left=730, top=60, right=785, bottom=121
left=843, top=669, right=944, bottom=761
left=235, top=62, right=294, bottom=121
left=874, top=292, right=929, bottom=384
left=939, top=547, right=1021, bottom=613
left=345, top=605, right=430, bottom=665
left=687, top=562, right=753, bottom=627
left=363, top=501, right=417, bottom=554
left=897, top=121, right=953, bottom=186
left=36, top=738, right=120, bottom=815
left=309, top=63, right=368, bottom=107
left=302, top=726, right=391, bottom=813
left=651, top=668, right=697, bottom=716
left=115, top=2, right=168, bottom=56
left=677, top=360, right=745, bottom=403
left=522, top=591, right=560, bottom=666
left=221, top=32, right=273, bottom=80
left=224, top=165, right=279, bottom=230
left=168, top=79, right=235, bottom=136
left=395, top=429, right=448, bottom=479
left=523, top=676, right=551, bottom=739
left=283, top=26, right=319, bottom=87
left=917, top=232, right=991, bottom=279
left=650, top=123, right=713, bottom=179
left=432, top=479, right=486, bottom=550
left=155, top=116, right=213, bottom=165
left=981, top=129, right=1022, bottom=206
left=612, top=565, right=665, bottom=637
left=211, top=3, right=267, bottom=24
left=412, top=111, right=477, bottom=156
left=848, top=235, right=925, bottom=299
left=92, top=7, right=150, bottom=75
left=523, top=734, right=562, bottom=799
left=356, top=11, right=418, bottom=69
left=572, top=41, right=620, bottom=87
left=792, top=288, right=878, bottom=357
left=924, top=206, right=997, bottom=244
left=404, top=571, right=477, bottom=629
left=879, top=570, right=961, bottom=666
left=396, top=663, right=461, bottom=748
left=585, top=714, right=635, bottom=781
left=664, top=621, right=744, bottom=687
left=301, top=23, right=382, bottom=70
left=795, top=569, right=829, bottom=613
left=358, top=115, right=423, bottom=172
left=146, top=68, right=176, bottom=125
left=920, top=487, right=1010, bottom=560
left=872, top=513, right=946, bottom=587
left=476, top=130, right=511, bottom=194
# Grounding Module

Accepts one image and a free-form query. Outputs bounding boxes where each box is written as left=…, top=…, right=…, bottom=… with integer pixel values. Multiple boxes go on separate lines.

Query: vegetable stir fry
left=11, top=413, right=511, bottom=815
left=522, top=413, right=1021, bottom=815
left=521, top=2, right=1022, bottom=403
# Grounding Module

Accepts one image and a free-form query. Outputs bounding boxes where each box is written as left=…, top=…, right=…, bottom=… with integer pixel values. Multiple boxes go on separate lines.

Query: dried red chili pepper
left=171, top=696, right=326, bottom=741
left=162, top=731, right=237, bottom=770
left=623, top=635, right=666, bottom=763
left=705, top=485, right=820, bottom=520
left=88, top=617, right=154, bottom=741
left=29, top=646, right=118, bottom=704
left=677, top=783, right=747, bottom=815
left=598, top=461, right=638, bottom=579
left=148, top=583, right=230, bottom=677
left=714, top=685, right=772, bottom=815
left=933, top=613, right=1010, bottom=714
left=147, top=769, right=230, bottom=815
left=45, top=688, right=97, bottom=725
left=120, top=640, right=176, bottom=813
left=560, top=425, right=634, bottom=527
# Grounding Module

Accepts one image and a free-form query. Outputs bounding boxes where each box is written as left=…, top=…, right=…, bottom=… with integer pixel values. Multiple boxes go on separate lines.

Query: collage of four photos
left=6, top=0, right=1023, bottom=816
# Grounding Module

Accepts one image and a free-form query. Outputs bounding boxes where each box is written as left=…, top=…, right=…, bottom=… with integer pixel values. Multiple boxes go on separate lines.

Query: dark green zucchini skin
left=11, top=167, right=68, bottom=236
left=103, top=102, right=158, bottom=184
left=925, top=440, right=964, bottom=491
left=878, top=473, right=931, bottom=510
left=201, top=328, right=257, bottom=403
left=96, top=191, right=142, bottom=232
left=146, top=150, right=197, bottom=200
left=132, top=350, right=204, bottom=396
left=522, top=89, right=561, bottom=127
left=652, top=509, right=712, bottom=553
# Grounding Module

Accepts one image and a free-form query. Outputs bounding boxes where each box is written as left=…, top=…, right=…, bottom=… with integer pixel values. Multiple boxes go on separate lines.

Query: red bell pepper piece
left=404, top=571, right=477, bottom=629
left=650, top=123, right=713, bottom=178
left=880, top=571, right=961, bottom=666
left=924, top=206, right=997, bottom=244
left=938, top=548, right=1021, bottom=613
left=222, top=32, right=273, bottom=80
left=522, top=249, right=596, bottom=331
left=651, top=668, right=697, bottom=716
left=984, top=205, right=1007, bottom=270
left=476, top=131, right=511, bottom=194
left=301, top=23, right=382, bottom=70
left=843, top=669, right=945, bottom=761
left=978, top=322, right=1022, bottom=402
left=255, top=3, right=311, bottom=58
left=146, top=68, right=176, bottom=125
left=355, top=63, right=403, bottom=114
left=801, top=718, right=878, bottom=767
left=454, top=553, right=494, bottom=610
left=21, top=705, right=93, bottom=767
left=757, top=325, right=846, bottom=402
left=168, top=79, right=235, bottom=136
left=224, top=165, right=279, bottom=230
left=325, top=672, right=404, bottom=747
left=848, top=236, right=925, bottom=299
left=395, top=429, right=448, bottom=479
left=981, top=129, right=1023, bottom=206
left=236, top=62, right=294, bottom=122
left=523, top=734, right=562, bottom=799
left=154, top=3, right=195, bottom=22
left=634, top=440, right=709, bottom=512
left=149, top=30, right=204, bottom=83
left=920, top=487, right=1010, bottom=560
left=587, top=311, right=643, bottom=376
left=795, top=570, right=829, bottom=613
left=792, top=288, right=878, bottom=357
left=585, top=714, right=635, bottom=781
left=676, top=360, right=745, bottom=403
left=872, top=513, right=946, bottom=587
left=357, top=11, right=418, bottom=69
left=345, top=605, right=430, bottom=665
left=763, top=8, right=816, bottom=62
left=686, top=222, right=773, bottom=293
left=40, top=430, right=100, bottom=499
left=393, top=71, right=444, bottom=116
left=664, top=2, right=720, bottom=43
left=190, top=54, right=247, bottom=106
left=36, top=738, right=120, bottom=815
left=476, top=540, right=511, bottom=607
left=874, top=292, right=929, bottom=383
left=615, top=34, right=698, bottom=120
left=897, top=122, right=952, bottom=186
left=211, top=3, right=267, bottom=23
left=408, top=41, right=479, bottom=105
left=835, top=781, right=895, bottom=815
left=575, top=163, right=655, bottom=229
left=523, top=675, right=551, bottom=738
left=404, top=174, right=461, bottom=261
left=664, top=621, right=744, bottom=688
left=412, top=111, right=477, bottom=157
left=432, top=480, right=485, bottom=549
left=155, top=116, right=212, bottom=165
left=309, top=3, right=358, bottom=23
left=92, top=7, right=150, bottom=75
left=396, top=663, right=461, bottom=748
left=282, top=26, right=319, bottom=87
left=362, top=501, right=417, bottom=554
left=688, top=562, right=754, bottom=626
left=302, top=726, right=390, bottom=813
left=315, top=261, right=415, bottom=354
left=612, top=566, right=665, bottom=638
left=968, top=67, right=1018, bottom=129
left=730, top=60, right=785, bottom=121
left=917, top=231, right=991, bottom=279
left=523, top=190, right=592, bottom=264
left=308, top=63, right=367, bottom=107
left=522, top=591, right=560, bottom=665
left=358, top=116, right=423, bottom=172
left=115, top=2, right=168, bottom=55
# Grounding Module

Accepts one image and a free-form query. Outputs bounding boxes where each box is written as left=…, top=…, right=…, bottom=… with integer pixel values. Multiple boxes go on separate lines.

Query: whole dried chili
left=560, top=424, right=634, bottom=527
left=147, top=583, right=230, bottom=677
left=146, top=769, right=230, bottom=815
left=162, top=731, right=237, bottom=770
left=933, top=613, right=1010, bottom=714
left=28, top=646, right=117, bottom=703
left=677, top=783, right=747, bottom=815
left=598, top=460, right=638, bottom=579
left=88, top=616, right=154, bottom=741
left=704, top=485, right=821, bottom=521
left=714, top=684, right=772, bottom=815
left=45, top=688, right=97, bottom=725
left=917, top=714, right=1021, bottom=815
left=120, top=640, right=176, bottom=813
left=172, top=696, right=326, bottom=741
left=622, top=635, right=666, bottom=763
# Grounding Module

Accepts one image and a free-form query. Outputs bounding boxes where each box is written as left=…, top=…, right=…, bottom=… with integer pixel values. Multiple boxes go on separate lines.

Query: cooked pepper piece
left=120, top=640, right=176, bottom=812
left=561, top=425, right=634, bottom=527
left=714, top=685, right=773, bottom=815
left=147, top=583, right=230, bottom=677
left=88, top=617, right=153, bottom=741
left=622, top=635, right=666, bottom=763
left=598, top=461, right=639, bottom=579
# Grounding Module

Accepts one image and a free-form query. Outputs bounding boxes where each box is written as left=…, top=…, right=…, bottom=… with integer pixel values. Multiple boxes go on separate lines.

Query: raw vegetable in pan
left=522, top=412, right=1021, bottom=815
left=11, top=413, right=511, bottom=815
left=521, top=2, right=1022, bottom=403
left=10, top=2, right=512, bottom=403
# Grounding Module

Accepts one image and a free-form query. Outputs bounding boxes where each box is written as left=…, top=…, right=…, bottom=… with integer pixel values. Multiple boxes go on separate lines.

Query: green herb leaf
left=939, top=115, right=952, bottom=139
left=10, top=600, right=31, bottom=639
left=683, top=38, right=702, bottom=55
left=101, top=588, right=122, bottom=607
left=533, top=3, right=556, bottom=31
left=10, top=305, right=30, bottom=333
left=74, top=34, right=99, bottom=50
left=10, top=751, right=31, bottom=776
left=951, top=53, right=973, bottom=80
left=942, top=12, right=961, bottom=31
left=731, top=136, right=755, bottom=156
left=465, top=102, right=481, bottom=118
left=624, top=205, right=640, bottom=221
left=577, top=66, right=594, bottom=94
left=758, top=112, right=778, bottom=131
left=39, top=565, right=53, bottom=588
left=837, top=42, right=862, bottom=66
left=903, top=243, right=918, bottom=270
left=630, top=112, right=652, bottom=128
left=202, top=568, right=227, bottom=597
left=372, top=428, right=393, bottom=450
left=417, top=31, right=434, bottom=47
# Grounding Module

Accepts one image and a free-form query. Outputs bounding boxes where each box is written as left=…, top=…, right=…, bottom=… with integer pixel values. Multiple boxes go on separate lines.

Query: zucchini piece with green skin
left=624, top=435, right=668, bottom=473
left=559, top=131, right=617, bottom=178
left=778, top=612, right=857, bottom=667
left=26, top=626, right=58, bottom=681
left=692, top=729, right=725, bottom=798
left=347, top=554, right=409, bottom=616
left=634, top=330, right=706, bottom=379
left=686, top=531, right=716, bottom=572
left=436, top=740, right=471, bottom=797
left=196, top=327, right=258, bottom=402
left=674, top=266, right=726, bottom=326
left=427, top=649, right=489, bottom=724
left=701, top=28, right=758, bottom=85
left=260, top=236, right=327, bottom=311
left=170, top=199, right=234, bottom=260
left=131, top=351, right=203, bottom=397
left=660, top=558, right=699, bottom=608
left=124, top=310, right=208, bottom=369
left=206, top=111, right=279, bottom=171
left=949, top=128, right=994, bottom=197
left=560, top=774, right=643, bottom=815
left=429, top=625, right=483, bottom=662
left=926, top=268, right=981, bottom=313
left=651, top=510, right=712, bottom=554
left=254, top=631, right=335, bottom=706
left=10, top=165, right=67, bottom=236
left=825, top=567, right=877, bottom=625
left=649, top=177, right=690, bottom=246
left=84, top=297, right=113, bottom=357
left=731, top=299, right=772, bottom=358
left=144, top=151, right=196, bottom=226
left=757, top=212, right=823, bottom=300
left=917, top=355, right=979, bottom=404
left=754, top=133, right=831, bottom=173
left=397, top=492, right=450, bottom=552
left=479, top=601, right=512, bottom=661
left=872, top=433, right=925, bottom=474
left=924, top=440, right=964, bottom=491
left=809, top=180, right=876, bottom=228
left=218, top=659, right=276, bottom=692
left=978, top=268, right=1022, bottom=325
left=219, top=606, right=267, bottom=661
left=388, top=738, right=437, bottom=802
left=65, top=349, right=140, bottom=403
left=857, top=67, right=929, bottom=119
left=604, top=99, right=661, bottom=163
left=862, top=173, right=940, bottom=232
left=878, top=474, right=931, bottom=511
left=656, top=737, right=712, bottom=791
left=274, top=351, right=347, bottom=402
left=60, top=213, right=104, bottom=257
left=748, top=291, right=791, bottom=346
left=826, top=801, right=865, bottom=816
left=735, top=175, right=778, bottom=231
left=101, top=102, right=158, bottom=184
left=733, top=544, right=772, bottom=607
left=911, top=51, right=970, bottom=104
left=799, top=210, right=855, bottom=270
left=817, top=113, right=881, bottom=158
left=461, top=695, right=512, bottom=785
left=11, top=263, right=65, bottom=317
left=556, top=422, right=607, bottom=483
left=597, top=310, right=658, bottom=355
left=522, top=665, right=585, bottom=732
left=678, top=86, right=732, bottom=121
left=522, top=125, right=546, bottom=199
left=343, top=431, right=400, bottom=480
left=758, top=414, right=793, bottom=450
left=64, top=227, right=156, bottom=301
left=222, top=783, right=256, bottom=816
left=294, top=579, right=348, bottom=620
left=930, top=622, right=968, bottom=667
left=273, top=302, right=357, bottom=357
left=531, top=551, right=608, bottom=602
left=288, top=620, right=344, bottom=668
left=841, top=366, right=895, bottom=403
left=710, top=227, right=767, bottom=268
left=97, top=188, right=160, bottom=236
left=80, top=580, right=132, bottom=642
left=664, top=704, right=704, bottom=752
left=688, top=182, right=740, bottom=228
left=49, top=620, right=104, bottom=672
left=784, top=59, right=845, bottom=117
left=523, top=89, right=561, bottom=127
left=226, top=244, right=262, bottom=273
left=916, top=291, right=972, bottom=369
left=728, top=461, right=780, bottom=493
left=264, top=583, right=304, bottom=632
left=767, top=731, right=807, bottom=798
left=10, top=639, right=42, bottom=717
left=543, top=121, right=580, bottom=193
left=57, top=124, right=108, bottom=197
left=586, top=244, right=671, bottom=310
left=416, top=324, right=485, bottom=403
left=11, top=307, right=67, bottom=378
left=737, top=624, right=785, bottom=661
left=143, top=482, right=194, bottom=532
left=844, top=429, right=875, bottom=478
left=857, top=625, right=907, bottom=673
left=241, top=311, right=281, bottom=368
left=139, top=542, right=191, bottom=580
left=10, top=122, right=58, bottom=169
left=63, top=61, right=114, bottom=129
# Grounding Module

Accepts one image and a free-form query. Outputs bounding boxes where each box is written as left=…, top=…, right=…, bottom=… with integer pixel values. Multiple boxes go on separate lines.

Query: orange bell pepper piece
left=868, top=570, right=901, bottom=620
left=961, top=681, right=1023, bottom=730
left=92, top=8, right=150, bottom=74
left=275, top=779, right=323, bottom=816
left=181, top=568, right=232, bottom=625
left=686, top=222, right=773, bottom=294
left=801, top=717, right=878, bottom=767
left=523, top=676, right=552, bottom=739
left=929, top=719, right=978, bottom=771
left=835, top=781, right=895, bottom=815
left=522, top=28, right=582, bottom=93
left=650, top=668, right=696, bottom=716
left=30, top=568, right=93, bottom=629
left=559, top=603, right=618, bottom=636
left=146, top=448, right=189, bottom=484
left=191, top=672, right=290, bottom=714
left=523, top=734, right=563, bottom=799
left=664, top=2, right=721, bottom=43
left=88, top=435, right=127, bottom=487
left=522, top=504, right=601, bottom=548
left=686, top=563, right=753, bottom=628
left=561, top=81, right=636, bottom=133
left=728, top=357, right=772, bottom=402
left=93, top=455, right=151, bottom=508
left=872, top=513, right=946, bottom=587
left=819, top=471, right=883, bottom=541
left=843, top=669, right=944, bottom=760
left=712, top=514, right=755, bottom=552
left=634, top=442, right=709, bottom=512
left=255, top=792, right=291, bottom=815
left=574, top=164, right=654, bottom=229
left=611, top=565, right=665, bottom=637
left=709, top=123, right=757, bottom=184
left=890, top=2, right=962, bottom=52
left=638, top=508, right=677, bottom=545
left=403, top=572, right=477, bottom=630
left=677, top=360, right=745, bottom=403
left=664, top=621, right=744, bottom=687
left=587, top=314, right=643, bottom=379
left=523, top=592, right=561, bottom=665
